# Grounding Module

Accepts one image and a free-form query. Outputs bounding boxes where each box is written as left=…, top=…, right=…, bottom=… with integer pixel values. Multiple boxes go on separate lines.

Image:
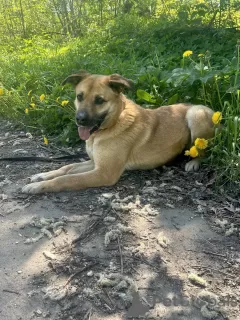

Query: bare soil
left=0, top=120, right=240, bottom=320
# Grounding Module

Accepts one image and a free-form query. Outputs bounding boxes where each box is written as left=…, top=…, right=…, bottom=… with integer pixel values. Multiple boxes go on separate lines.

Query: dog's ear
left=108, top=74, right=134, bottom=93
left=62, top=70, right=90, bottom=86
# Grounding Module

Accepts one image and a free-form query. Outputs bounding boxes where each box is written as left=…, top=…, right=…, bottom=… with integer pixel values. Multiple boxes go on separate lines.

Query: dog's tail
left=186, top=105, right=216, bottom=143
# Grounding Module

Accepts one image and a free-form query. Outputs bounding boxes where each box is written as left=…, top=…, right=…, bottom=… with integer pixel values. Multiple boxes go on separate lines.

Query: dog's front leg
left=22, top=140, right=129, bottom=194
left=22, top=165, right=123, bottom=194
left=30, top=160, right=94, bottom=182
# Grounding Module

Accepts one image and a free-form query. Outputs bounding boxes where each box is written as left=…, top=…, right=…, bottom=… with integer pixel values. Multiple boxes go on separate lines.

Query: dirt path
left=0, top=120, right=239, bottom=320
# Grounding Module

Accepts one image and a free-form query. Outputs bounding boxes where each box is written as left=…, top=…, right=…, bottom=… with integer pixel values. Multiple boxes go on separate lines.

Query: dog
left=22, top=71, right=216, bottom=194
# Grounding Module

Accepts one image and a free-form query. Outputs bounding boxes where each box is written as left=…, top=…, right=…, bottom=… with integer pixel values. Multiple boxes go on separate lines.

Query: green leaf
left=167, top=93, right=179, bottom=105
left=136, top=89, right=156, bottom=103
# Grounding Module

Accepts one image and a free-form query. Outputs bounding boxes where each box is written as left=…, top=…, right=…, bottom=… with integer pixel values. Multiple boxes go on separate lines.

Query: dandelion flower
left=61, top=100, right=69, bottom=106
left=183, top=50, right=193, bottom=57
left=212, top=112, right=222, bottom=125
left=194, top=138, right=208, bottom=150
left=189, top=146, right=199, bottom=158
left=0, top=88, right=4, bottom=96
left=40, top=94, right=45, bottom=101
left=185, top=146, right=199, bottom=158
left=28, top=90, right=32, bottom=96
left=30, top=103, right=36, bottom=108
left=43, top=136, right=48, bottom=145
left=25, top=108, right=29, bottom=114
left=198, top=53, right=204, bottom=57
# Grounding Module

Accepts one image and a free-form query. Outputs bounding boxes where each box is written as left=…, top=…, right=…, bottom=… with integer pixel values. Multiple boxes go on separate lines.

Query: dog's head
left=62, top=70, right=133, bottom=140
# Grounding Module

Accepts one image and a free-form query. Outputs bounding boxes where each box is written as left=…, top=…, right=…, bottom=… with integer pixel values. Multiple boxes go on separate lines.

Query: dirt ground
left=0, top=120, right=240, bottom=320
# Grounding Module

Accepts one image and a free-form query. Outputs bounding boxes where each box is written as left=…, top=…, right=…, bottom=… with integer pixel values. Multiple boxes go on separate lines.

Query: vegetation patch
left=0, top=0, right=239, bottom=183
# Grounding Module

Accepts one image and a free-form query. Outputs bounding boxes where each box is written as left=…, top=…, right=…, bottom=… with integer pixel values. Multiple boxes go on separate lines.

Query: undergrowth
left=0, top=16, right=239, bottom=183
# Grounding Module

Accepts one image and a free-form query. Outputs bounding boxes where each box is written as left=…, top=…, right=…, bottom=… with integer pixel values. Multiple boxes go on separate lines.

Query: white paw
left=22, top=182, right=46, bottom=194
left=185, top=159, right=200, bottom=172
left=30, top=173, right=47, bottom=182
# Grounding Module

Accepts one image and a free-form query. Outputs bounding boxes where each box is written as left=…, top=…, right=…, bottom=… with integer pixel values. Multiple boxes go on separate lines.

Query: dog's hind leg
left=185, top=105, right=215, bottom=172
left=30, top=160, right=94, bottom=182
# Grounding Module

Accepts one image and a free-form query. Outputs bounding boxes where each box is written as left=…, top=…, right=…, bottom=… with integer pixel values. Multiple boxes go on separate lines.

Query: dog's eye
left=95, top=96, right=105, bottom=105
left=77, top=93, right=84, bottom=102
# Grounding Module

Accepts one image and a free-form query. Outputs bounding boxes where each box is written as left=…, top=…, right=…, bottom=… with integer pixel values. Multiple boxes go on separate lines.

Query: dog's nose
left=76, top=110, right=89, bottom=126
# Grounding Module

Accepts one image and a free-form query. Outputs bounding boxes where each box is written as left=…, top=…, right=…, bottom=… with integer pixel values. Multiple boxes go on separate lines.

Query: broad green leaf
left=136, top=89, right=156, bottom=103
left=167, top=93, right=179, bottom=105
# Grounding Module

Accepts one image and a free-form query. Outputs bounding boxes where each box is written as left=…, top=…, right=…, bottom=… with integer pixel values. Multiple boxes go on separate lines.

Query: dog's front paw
left=22, top=181, right=47, bottom=194
left=30, top=172, right=47, bottom=182
left=185, top=159, right=200, bottom=172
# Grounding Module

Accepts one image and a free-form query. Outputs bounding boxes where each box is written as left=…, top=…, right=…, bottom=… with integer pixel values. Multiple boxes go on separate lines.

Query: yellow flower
left=185, top=146, right=199, bottom=158
left=194, top=138, right=208, bottom=150
left=189, top=146, right=199, bottom=157
left=183, top=50, right=193, bottom=57
left=198, top=53, right=204, bottom=57
left=0, top=88, right=4, bottom=96
left=43, top=136, right=48, bottom=145
left=212, top=111, right=222, bottom=125
left=61, top=100, right=69, bottom=106
left=30, top=103, right=36, bottom=108
left=28, top=90, right=32, bottom=96
left=25, top=108, right=29, bottom=114
left=40, top=94, right=45, bottom=101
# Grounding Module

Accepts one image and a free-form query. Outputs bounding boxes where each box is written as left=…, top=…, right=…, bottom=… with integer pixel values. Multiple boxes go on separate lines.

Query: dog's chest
left=86, top=139, right=94, bottom=160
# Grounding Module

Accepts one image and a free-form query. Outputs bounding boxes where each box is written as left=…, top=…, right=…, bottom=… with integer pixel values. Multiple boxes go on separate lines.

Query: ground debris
left=194, top=290, right=220, bottom=319
left=104, top=223, right=132, bottom=246
left=188, top=273, right=207, bottom=287
left=97, top=273, right=137, bottom=307
left=24, top=216, right=67, bottom=243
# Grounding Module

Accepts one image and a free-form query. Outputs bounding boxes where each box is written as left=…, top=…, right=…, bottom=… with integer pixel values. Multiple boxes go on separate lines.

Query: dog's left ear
left=108, top=74, right=134, bottom=93
left=62, top=70, right=90, bottom=86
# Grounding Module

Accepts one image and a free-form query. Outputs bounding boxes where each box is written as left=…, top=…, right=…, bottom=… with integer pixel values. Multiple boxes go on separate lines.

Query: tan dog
left=22, top=71, right=215, bottom=194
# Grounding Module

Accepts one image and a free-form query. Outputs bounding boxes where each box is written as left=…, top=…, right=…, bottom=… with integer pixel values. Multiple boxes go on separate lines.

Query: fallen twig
left=102, top=288, right=116, bottom=310
left=117, top=236, right=124, bottom=274
left=3, top=289, right=20, bottom=295
left=202, top=250, right=226, bottom=258
left=71, top=210, right=110, bottom=245
left=83, top=307, right=92, bottom=320
left=64, top=262, right=97, bottom=286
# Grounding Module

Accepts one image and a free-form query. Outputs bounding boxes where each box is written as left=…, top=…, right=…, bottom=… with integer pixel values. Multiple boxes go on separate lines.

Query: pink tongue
left=78, top=127, right=92, bottom=140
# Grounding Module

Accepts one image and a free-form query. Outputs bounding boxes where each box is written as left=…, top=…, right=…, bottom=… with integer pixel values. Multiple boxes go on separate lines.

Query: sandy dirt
left=0, top=120, right=240, bottom=320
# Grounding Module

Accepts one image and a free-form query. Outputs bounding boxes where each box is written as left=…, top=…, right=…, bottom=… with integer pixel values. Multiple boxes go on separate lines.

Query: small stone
left=13, top=140, right=21, bottom=146
left=104, top=216, right=116, bottom=223
left=87, top=271, right=93, bottom=277
left=35, top=309, right=42, bottom=316
left=166, top=203, right=175, bottom=209
left=26, top=132, right=33, bottom=139
left=43, top=251, right=56, bottom=260
left=0, top=194, right=8, bottom=200
left=13, top=149, right=28, bottom=154
left=102, top=193, right=114, bottom=199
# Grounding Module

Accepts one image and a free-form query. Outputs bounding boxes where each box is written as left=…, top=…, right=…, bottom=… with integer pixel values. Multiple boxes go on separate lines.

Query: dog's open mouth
left=77, top=111, right=108, bottom=140
left=78, top=126, right=99, bottom=140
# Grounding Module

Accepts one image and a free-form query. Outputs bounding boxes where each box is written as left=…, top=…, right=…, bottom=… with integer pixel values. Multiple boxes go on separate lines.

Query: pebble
left=35, top=309, right=42, bottom=316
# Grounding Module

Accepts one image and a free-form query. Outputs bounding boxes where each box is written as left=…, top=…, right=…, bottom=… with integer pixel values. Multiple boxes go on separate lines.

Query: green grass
left=0, top=16, right=239, bottom=183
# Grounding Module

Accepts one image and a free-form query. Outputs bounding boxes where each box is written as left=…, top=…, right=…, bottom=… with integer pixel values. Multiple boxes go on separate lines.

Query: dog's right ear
left=108, top=74, right=134, bottom=93
left=62, top=70, right=90, bottom=86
